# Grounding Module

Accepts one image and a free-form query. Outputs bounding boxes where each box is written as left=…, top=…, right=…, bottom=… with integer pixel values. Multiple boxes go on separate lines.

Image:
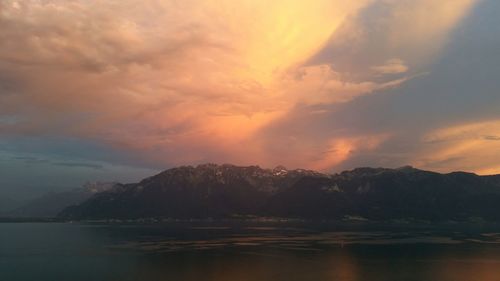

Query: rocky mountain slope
left=59, top=164, right=500, bottom=221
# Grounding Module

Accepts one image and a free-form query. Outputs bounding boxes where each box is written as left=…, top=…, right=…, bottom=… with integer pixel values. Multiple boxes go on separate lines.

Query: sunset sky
left=1, top=0, right=499, bottom=199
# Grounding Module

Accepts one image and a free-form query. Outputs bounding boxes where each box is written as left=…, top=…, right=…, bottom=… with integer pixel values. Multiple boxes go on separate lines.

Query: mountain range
left=9, top=182, right=118, bottom=218
left=59, top=164, right=500, bottom=222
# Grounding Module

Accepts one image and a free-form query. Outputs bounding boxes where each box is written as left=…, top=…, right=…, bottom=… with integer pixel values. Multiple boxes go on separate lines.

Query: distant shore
left=2, top=216, right=500, bottom=228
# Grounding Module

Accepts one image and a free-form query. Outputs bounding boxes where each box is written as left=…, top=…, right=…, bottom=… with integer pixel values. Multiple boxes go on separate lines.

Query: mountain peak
left=272, top=165, right=288, bottom=176
left=82, top=181, right=120, bottom=193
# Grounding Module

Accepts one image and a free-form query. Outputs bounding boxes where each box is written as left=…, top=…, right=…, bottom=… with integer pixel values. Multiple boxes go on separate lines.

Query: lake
left=2, top=221, right=500, bottom=281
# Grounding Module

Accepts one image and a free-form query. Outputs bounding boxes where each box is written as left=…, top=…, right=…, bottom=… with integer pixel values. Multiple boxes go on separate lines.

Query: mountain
left=59, top=164, right=500, bottom=221
left=12, top=182, right=118, bottom=217
left=0, top=196, right=23, bottom=216
left=60, top=164, right=325, bottom=219
left=264, top=167, right=500, bottom=221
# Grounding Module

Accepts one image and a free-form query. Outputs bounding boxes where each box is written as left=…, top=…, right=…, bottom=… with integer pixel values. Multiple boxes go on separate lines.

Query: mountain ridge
left=59, top=164, right=500, bottom=221
left=10, top=182, right=119, bottom=217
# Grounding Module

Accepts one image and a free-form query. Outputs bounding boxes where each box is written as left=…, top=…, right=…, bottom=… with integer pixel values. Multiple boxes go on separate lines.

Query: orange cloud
left=415, top=120, right=500, bottom=174
left=0, top=0, right=480, bottom=170
left=371, top=59, right=408, bottom=74
left=310, top=135, right=389, bottom=171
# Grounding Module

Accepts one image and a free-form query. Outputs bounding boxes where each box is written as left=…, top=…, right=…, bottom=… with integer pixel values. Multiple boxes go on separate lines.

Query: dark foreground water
left=2, top=222, right=500, bottom=281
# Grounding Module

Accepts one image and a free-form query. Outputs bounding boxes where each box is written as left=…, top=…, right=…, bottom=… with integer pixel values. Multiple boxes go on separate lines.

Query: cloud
left=414, top=120, right=500, bottom=174
left=0, top=0, right=377, bottom=165
left=281, top=64, right=411, bottom=105
left=371, top=59, right=408, bottom=74
left=9, top=154, right=103, bottom=169
left=312, top=0, right=477, bottom=79
left=52, top=162, right=104, bottom=170
left=484, top=135, right=500, bottom=141
left=309, top=135, right=390, bottom=171
left=0, top=0, right=483, bottom=174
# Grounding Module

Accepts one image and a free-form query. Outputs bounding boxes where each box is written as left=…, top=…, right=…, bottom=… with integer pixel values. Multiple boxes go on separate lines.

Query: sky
left=0, top=0, right=499, bottom=199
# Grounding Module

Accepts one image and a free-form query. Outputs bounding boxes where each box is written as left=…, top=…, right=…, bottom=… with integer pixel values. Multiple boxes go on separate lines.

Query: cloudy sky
left=1, top=0, right=499, bottom=199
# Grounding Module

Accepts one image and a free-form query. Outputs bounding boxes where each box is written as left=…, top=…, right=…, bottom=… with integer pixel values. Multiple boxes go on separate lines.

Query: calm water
left=2, top=222, right=500, bottom=281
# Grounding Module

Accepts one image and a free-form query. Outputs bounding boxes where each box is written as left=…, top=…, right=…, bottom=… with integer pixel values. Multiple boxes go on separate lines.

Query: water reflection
left=3, top=222, right=500, bottom=281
